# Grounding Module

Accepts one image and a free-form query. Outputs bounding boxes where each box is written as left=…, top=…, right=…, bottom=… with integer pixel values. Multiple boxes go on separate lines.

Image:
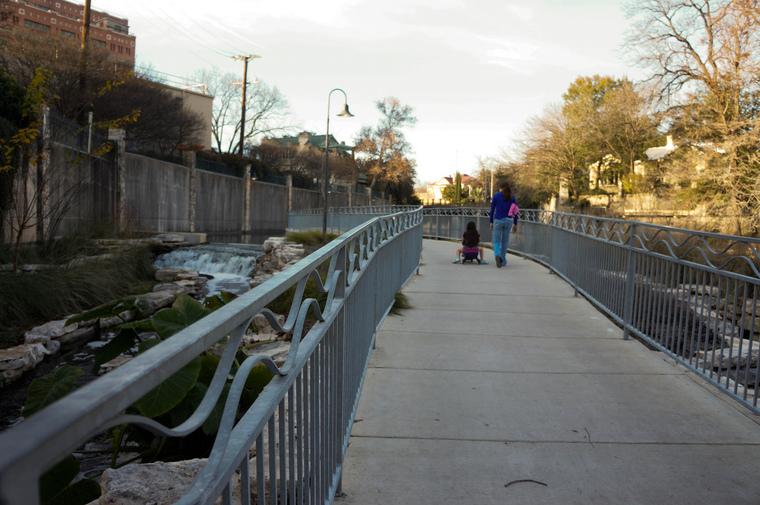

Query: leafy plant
left=39, top=456, right=100, bottom=505
left=389, top=292, right=411, bottom=316
left=285, top=230, right=338, bottom=246
left=25, top=291, right=276, bottom=503
left=23, top=365, right=100, bottom=505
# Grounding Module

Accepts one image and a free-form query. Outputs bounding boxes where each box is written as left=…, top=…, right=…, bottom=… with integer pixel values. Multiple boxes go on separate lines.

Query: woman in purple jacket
left=489, top=181, right=519, bottom=268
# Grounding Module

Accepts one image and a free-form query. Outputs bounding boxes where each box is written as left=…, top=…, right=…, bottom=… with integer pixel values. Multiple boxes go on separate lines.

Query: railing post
left=572, top=228, right=580, bottom=298
left=622, top=223, right=638, bottom=340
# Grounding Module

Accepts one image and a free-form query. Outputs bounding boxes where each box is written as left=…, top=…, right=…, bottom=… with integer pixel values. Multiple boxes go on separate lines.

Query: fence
left=0, top=207, right=424, bottom=505
left=422, top=207, right=760, bottom=413
left=289, top=206, right=420, bottom=235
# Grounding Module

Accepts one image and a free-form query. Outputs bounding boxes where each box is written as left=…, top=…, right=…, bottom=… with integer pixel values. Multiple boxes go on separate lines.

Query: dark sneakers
left=496, top=256, right=503, bottom=268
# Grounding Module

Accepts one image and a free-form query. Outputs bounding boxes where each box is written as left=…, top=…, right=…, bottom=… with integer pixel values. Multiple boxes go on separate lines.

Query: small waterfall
left=154, top=243, right=263, bottom=297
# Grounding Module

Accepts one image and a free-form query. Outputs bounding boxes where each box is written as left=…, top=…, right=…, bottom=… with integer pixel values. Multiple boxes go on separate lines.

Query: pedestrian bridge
left=341, top=237, right=760, bottom=504
left=1, top=207, right=759, bottom=504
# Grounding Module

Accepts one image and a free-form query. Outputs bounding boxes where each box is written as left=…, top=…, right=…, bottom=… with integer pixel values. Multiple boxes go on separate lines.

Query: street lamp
left=323, top=88, right=354, bottom=243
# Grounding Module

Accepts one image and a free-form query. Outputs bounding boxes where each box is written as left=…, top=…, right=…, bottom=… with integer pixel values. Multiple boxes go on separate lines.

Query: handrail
left=0, top=207, right=424, bottom=505
left=422, top=207, right=760, bottom=413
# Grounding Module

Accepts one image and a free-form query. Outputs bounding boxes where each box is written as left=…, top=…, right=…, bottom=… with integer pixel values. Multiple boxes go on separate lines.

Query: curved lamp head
left=337, top=103, right=354, bottom=118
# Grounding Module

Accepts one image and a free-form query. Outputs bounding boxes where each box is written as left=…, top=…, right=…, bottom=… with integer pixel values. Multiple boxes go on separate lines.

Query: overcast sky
left=92, top=0, right=640, bottom=184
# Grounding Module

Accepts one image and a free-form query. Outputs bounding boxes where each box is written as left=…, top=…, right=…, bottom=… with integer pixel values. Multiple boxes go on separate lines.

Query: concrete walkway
left=340, top=239, right=760, bottom=504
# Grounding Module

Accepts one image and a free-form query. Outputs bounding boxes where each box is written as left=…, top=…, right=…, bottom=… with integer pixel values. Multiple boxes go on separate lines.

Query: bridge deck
left=341, top=238, right=760, bottom=504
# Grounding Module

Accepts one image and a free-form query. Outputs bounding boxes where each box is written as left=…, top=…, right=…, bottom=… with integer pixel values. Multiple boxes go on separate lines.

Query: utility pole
left=80, top=0, right=91, bottom=51
left=78, top=0, right=91, bottom=97
left=232, top=55, right=261, bottom=156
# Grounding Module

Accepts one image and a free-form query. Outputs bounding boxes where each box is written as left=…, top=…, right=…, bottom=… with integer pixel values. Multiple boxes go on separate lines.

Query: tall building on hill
left=0, top=0, right=135, bottom=61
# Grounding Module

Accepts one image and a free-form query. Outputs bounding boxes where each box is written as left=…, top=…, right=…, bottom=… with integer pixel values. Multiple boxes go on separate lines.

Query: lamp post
left=322, top=88, right=354, bottom=243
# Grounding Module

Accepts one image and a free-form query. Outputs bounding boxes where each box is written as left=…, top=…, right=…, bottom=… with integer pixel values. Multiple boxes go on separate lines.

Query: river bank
left=0, top=235, right=308, bottom=432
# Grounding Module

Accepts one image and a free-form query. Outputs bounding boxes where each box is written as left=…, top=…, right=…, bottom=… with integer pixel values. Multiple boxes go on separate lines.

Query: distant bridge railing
left=0, top=207, right=423, bottom=505
left=289, top=206, right=420, bottom=235
left=423, top=207, right=760, bottom=413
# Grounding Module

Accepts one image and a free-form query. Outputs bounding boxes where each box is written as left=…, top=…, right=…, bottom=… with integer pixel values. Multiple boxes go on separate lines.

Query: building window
left=61, top=30, right=75, bottom=39
left=24, top=19, right=50, bottom=32
left=92, top=39, right=105, bottom=48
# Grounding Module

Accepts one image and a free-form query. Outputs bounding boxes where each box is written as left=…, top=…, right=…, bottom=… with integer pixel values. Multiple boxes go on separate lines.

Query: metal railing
left=423, top=207, right=760, bottom=413
left=0, top=207, right=423, bottom=505
left=289, top=206, right=420, bottom=235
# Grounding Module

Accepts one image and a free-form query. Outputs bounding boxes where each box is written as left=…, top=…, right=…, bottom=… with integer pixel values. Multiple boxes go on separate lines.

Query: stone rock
left=153, top=234, right=186, bottom=243
left=250, top=274, right=274, bottom=289
left=97, top=356, right=133, bottom=375
left=152, top=283, right=181, bottom=292
left=155, top=268, right=199, bottom=283
left=135, top=291, right=176, bottom=313
left=0, top=343, right=49, bottom=384
left=256, top=240, right=304, bottom=275
left=99, top=310, right=134, bottom=330
left=262, top=237, right=283, bottom=253
left=695, top=339, right=759, bottom=370
left=25, top=318, right=96, bottom=346
left=97, top=456, right=280, bottom=504
left=25, top=318, right=80, bottom=339
left=252, top=313, right=285, bottom=334
left=241, top=340, right=291, bottom=367
left=98, top=458, right=242, bottom=505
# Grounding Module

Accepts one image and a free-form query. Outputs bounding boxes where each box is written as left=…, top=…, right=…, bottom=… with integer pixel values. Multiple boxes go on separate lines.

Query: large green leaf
left=169, top=382, right=208, bottom=427
left=39, top=456, right=79, bottom=504
left=245, top=364, right=274, bottom=396
left=198, top=354, right=220, bottom=386
left=46, top=479, right=101, bottom=505
left=39, top=455, right=101, bottom=505
left=151, top=295, right=211, bottom=340
left=134, top=339, right=201, bottom=418
left=202, top=383, right=231, bottom=435
left=116, top=318, right=154, bottom=332
left=23, top=365, right=83, bottom=418
left=90, top=328, right=139, bottom=374
left=202, top=291, right=237, bottom=311
left=65, top=296, right=136, bottom=326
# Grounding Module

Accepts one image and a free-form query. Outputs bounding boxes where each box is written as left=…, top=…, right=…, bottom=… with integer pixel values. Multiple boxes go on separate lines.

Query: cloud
left=505, top=4, right=534, bottom=22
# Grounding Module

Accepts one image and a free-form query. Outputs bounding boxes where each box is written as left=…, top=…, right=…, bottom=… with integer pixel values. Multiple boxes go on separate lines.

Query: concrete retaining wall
left=4, top=141, right=388, bottom=243
left=194, top=169, right=244, bottom=233
left=124, top=154, right=190, bottom=233
left=249, top=182, right=288, bottom=232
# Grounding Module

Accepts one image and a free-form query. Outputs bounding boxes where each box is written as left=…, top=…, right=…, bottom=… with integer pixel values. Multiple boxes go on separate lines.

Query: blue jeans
left=493, top=218, right=512, bottom=263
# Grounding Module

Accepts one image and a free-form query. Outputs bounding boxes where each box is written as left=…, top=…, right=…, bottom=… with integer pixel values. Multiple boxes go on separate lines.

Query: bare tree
left=190, top=67, right=296, bottom=153
left=518, top=103, right=590, bottom=200
left=624, top=0, right=759, bottom=128
left=624, top=0, right=760, bottom=233
left=0, top=28, right=131, bottom=120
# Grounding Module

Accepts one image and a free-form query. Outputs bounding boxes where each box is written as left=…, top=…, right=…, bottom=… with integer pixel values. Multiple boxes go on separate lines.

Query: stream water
left=154, top=243, right=263, bottom=298
left=0, top=241, right=266, bottom=433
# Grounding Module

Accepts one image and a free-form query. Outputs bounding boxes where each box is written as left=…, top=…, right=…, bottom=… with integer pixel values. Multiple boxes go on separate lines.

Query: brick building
left=1, top=0, right=135, bottom=61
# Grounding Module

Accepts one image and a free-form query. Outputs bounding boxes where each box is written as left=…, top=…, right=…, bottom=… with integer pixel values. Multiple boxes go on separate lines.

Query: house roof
left=268, top=132, right=354, bottom=154
left=432, top=174, right=479, bottom=187
left=645, top=136, right=676, bottom=161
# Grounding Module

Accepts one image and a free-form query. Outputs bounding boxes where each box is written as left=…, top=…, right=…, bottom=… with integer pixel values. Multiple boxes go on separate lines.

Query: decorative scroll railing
left=0, top=207, right=423, bottom=505
left=423, top=208, right=760, bottom=413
